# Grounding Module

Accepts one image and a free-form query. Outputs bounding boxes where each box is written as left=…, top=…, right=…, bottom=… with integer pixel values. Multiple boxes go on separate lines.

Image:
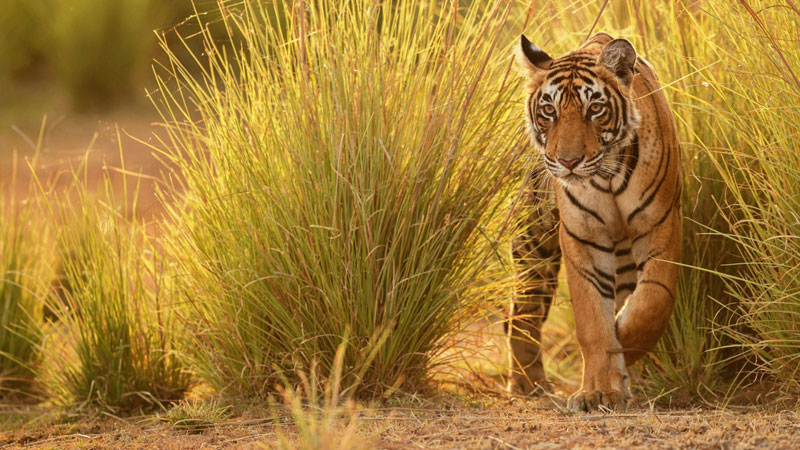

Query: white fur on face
left=541, top=82, right=565, bottom=107
left=528, top=82, right=564, bottom=152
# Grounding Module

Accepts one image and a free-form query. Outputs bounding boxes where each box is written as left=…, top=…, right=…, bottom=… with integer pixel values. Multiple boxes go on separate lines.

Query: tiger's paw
left=568, top=358, right=631, bottom=412
left=567, top=388, right=629, bottom=412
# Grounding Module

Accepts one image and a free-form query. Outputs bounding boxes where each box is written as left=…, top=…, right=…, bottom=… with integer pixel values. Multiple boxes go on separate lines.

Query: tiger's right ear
left=516, top=35, right=553, bottom=75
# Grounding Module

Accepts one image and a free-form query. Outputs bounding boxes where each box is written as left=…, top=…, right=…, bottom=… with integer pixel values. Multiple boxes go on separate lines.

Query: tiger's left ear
left=516, top=34, right=552, bottom=76
left=599, top=39, right=637, bottom=87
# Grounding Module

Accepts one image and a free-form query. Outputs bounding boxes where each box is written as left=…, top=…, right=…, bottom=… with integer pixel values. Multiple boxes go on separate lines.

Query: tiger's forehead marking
left=578, top=82, right=605, bottom=104
left=541, top=71, right=605, bottom=108
left=539, top=51, right=608, bottom=107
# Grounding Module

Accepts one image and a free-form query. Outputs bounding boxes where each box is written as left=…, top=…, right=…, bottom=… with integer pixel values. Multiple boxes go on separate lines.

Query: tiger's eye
left=589, top=103, right=604, bottom=114
left=542, top=104, right=556, bottom=115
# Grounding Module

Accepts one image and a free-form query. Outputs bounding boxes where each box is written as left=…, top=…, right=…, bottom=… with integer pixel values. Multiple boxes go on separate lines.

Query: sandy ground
left=1, top=400, right=799, bottom=449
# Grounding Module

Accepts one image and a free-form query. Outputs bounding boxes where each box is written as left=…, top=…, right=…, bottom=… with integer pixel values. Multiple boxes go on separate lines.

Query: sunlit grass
left=0, top=168, right=54, bottom=397
left=151, top=0, right=528, bottom=399
left=37, top=159, right=191, bottom=412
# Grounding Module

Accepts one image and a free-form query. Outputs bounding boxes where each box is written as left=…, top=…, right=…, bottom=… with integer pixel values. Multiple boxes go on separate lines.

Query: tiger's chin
left=562, top=173, right=584, bottom=182
left=551, top=172, right=590, bottom=187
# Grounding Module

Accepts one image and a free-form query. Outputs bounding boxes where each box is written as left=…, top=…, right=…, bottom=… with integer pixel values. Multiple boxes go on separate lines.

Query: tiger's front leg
left=560, top=223, right=631, bottom=411
left=616, top=204, right=681, bottom=365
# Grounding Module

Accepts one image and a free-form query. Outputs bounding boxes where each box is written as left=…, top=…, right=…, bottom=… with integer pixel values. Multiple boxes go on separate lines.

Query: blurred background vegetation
left=0, top=0, right=214, bottom=110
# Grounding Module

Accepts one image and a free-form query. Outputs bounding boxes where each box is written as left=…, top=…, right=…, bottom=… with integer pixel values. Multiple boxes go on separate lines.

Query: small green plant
left=273, top=344, right=370, bottom=450
left=0, top=185, right=54, bottom=397
left=38, top=158, right=191, bottom=412
left=163, top=398, right=232, bottom=432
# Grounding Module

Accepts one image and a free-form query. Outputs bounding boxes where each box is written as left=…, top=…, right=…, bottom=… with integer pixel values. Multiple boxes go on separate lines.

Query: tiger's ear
left=516, top=34, right=552, bottom=75
left=599, top=39, right=637, bottom=87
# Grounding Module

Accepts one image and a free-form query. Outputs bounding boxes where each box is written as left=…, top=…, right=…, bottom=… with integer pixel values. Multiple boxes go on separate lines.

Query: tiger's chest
left=555, top=181, right=627, bottom=242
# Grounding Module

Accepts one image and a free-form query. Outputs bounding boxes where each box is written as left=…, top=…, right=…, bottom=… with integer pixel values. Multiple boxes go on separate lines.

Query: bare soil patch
left=1, top=401, right=798, bottom=449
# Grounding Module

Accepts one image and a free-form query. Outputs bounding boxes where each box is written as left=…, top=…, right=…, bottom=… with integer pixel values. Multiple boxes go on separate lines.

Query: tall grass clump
left=39, top=166, right=190, bottom=412
left=687, top=1, right=800, bottom=394
left=153, top=0, right=524, bottom=399
left=0, top=185, right=54, bottom=396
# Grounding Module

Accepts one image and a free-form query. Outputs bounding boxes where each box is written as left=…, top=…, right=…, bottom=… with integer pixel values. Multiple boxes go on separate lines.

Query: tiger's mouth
left=547, top=167, right=591, bottom=183
left=544, top=149, right=609, bottom=181
left=546, top=163, right=596, bottom=181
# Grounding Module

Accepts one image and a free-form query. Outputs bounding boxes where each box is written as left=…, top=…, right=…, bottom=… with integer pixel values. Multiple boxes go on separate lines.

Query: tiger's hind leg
left=508, top=172, right=560, bottom=396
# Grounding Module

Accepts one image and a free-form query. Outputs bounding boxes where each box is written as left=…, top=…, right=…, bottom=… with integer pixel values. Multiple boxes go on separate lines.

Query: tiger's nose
left=558, top=156, right=583, bottom=170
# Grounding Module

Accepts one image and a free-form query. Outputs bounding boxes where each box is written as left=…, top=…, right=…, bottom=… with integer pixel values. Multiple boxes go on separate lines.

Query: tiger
left=507, top=32, right=681, bottom=411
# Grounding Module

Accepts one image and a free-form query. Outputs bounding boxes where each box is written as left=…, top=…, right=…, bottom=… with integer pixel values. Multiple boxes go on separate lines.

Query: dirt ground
left=1, top=400, right=799, bottom=449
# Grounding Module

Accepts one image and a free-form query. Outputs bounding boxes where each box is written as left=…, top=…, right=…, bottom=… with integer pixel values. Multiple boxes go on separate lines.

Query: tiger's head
left=516, top=34, right=641, bottom=182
